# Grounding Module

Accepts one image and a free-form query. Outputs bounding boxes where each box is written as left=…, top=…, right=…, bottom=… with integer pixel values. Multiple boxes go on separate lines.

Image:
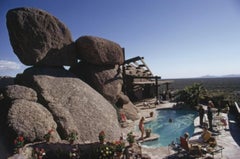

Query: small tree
left=176, top=83, right=206, bottom=106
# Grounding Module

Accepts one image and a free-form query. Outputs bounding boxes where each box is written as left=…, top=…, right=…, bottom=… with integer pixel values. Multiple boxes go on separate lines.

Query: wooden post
left=155, top=76, right=159, bottom=101
left=122, top=48, right=127, bottom=95
left=166, top=82, right=169, bottom=100
left=166, top=83, right=169, bottom=91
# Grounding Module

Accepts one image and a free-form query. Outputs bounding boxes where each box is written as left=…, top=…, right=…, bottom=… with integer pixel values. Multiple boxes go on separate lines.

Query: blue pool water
left=142, top=109, right=197, bottom=147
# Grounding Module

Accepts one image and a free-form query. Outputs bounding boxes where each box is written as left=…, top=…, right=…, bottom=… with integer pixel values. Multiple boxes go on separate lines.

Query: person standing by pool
left=139, top=117, right=145, bottom=140
left=207, top=105, right=213, bottom=131
left=198, top=105, right=205, bottom=127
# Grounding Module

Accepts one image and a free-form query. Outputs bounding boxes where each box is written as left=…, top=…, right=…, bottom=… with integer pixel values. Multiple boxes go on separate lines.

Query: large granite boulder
left=117, top=92, right=130, bottom=105
left=0, top=76, right=14, bottom=93
left=6, top=7, right=76, bottom=66
left=70, top=62, right=123, bottom=104
left=116, top=92, right=139, bottom=121
left=75, top=36, right=124, bottom=65
left=15, top=67, right=121, bottom=142
left=8, top=99, right=60, bottom=142
left=121, top=101, right=139, bottom=121
left=3, top=85, right=38, bottom=102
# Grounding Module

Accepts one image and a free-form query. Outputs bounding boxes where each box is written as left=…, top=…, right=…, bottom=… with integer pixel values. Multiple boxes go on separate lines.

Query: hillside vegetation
left=168, top=77, right=240, bottom=107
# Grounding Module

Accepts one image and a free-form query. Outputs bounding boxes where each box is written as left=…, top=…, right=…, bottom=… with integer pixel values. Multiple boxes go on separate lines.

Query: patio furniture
left=168, top=140, right=188, bottom=159
left=213, top=114, right=227, bottom=131
left=202, top=144, right=224, bottom=158
left=180, top=137, right=203, bottom=158
left=123, top=143, right=142, bottom=159
left=168, top=139, right=182, bottom=155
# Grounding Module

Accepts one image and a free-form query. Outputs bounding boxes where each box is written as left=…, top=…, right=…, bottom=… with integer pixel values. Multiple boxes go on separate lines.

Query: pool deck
left=127, top=99, right=240, bottom=159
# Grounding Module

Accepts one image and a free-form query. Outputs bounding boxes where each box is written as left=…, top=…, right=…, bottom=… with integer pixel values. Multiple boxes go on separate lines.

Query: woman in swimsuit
left=139, top=117, right=145, bottom=140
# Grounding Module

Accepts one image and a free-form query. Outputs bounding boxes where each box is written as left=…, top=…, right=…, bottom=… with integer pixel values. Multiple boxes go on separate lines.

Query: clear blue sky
left=1, top=0, right=240, bottom=79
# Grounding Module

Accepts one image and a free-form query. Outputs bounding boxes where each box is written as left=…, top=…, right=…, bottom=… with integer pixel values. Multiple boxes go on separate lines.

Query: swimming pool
left=142, top=109, right=197, bottom=147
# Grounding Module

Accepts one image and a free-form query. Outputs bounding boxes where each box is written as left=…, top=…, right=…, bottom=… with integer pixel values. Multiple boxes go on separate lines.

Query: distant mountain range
left=200, top=74, right=240, bottom=78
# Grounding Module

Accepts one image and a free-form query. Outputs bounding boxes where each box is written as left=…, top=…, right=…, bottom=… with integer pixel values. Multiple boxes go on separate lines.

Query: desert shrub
left=175, top=83, right=206, bottom=107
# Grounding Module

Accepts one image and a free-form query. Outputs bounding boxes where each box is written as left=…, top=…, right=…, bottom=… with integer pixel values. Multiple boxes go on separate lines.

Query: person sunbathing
left=208, top=136, right=217, bottom=148
left=190, top=126, right=212, bottom=145
left=199, top=126, right=212, bottom=143
left=180, top=132, right=202, bottom=157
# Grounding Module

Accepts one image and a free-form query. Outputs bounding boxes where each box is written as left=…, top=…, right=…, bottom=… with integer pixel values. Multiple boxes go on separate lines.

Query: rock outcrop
left=3, top=85, right=38, bottom=102
left=121, top=101, right=139, bottom=121
left=15, top=67, right=121, bottom=142
left=75, top=36, right=124, bottom=65
left=70, top=62, right=123, bottom=104
left=0, top=76, right=14, bottom=93
left=1, top=7, right=140, bottom=153
left=71, top=35, right=125, bottom=104
left=8, top=99, right=60, bottom=142
left=6, top=7, right=76, bottom=66
left=117, top=92, right=131, bottom=105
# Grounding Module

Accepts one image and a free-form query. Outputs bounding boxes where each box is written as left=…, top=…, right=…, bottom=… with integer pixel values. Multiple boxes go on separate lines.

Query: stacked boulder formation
left=1, top=7, right=139, bottom=148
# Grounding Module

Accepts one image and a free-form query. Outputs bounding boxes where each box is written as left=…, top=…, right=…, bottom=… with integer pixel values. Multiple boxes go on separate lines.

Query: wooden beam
left=124, top=56, right=143, bottom=64
left=129, top=75, right=161, bottom=80
left=139, top=64, right=146, bottom=67
left=139, top=58, right=153, bottom=76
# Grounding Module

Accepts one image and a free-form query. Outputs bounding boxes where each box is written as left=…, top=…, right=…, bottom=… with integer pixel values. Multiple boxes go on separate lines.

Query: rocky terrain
left=0, top=7, right=139, bottom=157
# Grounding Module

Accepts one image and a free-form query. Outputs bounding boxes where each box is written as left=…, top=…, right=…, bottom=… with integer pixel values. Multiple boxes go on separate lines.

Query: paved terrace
left=124, top=99, right=240, bottom=159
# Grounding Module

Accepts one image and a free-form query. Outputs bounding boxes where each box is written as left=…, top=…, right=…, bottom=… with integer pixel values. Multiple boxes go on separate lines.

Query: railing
left=234, top=102, right=240, bottom=114
left=234, top=102, right=240, bottom=125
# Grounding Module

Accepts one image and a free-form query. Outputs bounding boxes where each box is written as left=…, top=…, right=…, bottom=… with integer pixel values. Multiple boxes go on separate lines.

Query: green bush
left=175, top=83, right=206, bottom=106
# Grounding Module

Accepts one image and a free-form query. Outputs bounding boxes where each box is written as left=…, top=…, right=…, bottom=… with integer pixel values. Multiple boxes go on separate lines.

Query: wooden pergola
left=121, top=49, right=174, bottom=101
